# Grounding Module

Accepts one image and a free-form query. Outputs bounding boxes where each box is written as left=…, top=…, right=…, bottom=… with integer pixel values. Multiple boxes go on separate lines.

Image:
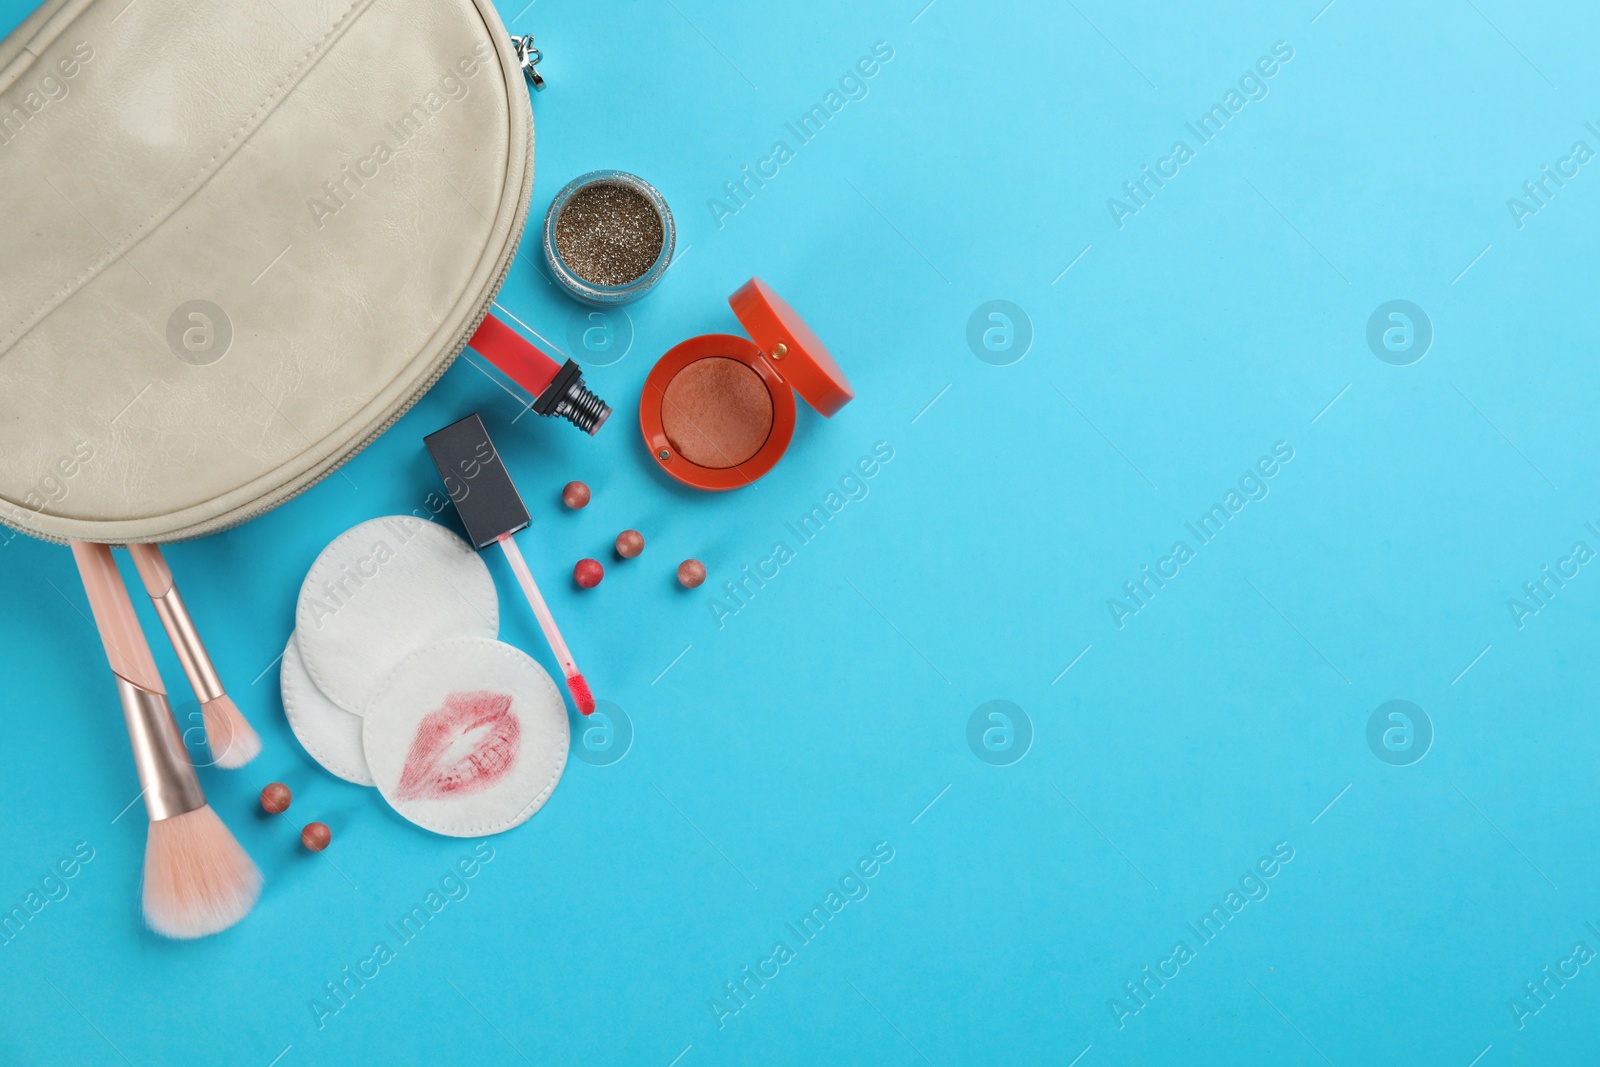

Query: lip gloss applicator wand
left=424, top=413, right=597, bottom=714
left=496, top=530, right=593, bottom=713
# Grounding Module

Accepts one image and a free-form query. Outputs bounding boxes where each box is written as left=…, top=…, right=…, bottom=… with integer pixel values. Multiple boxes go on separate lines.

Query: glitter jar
left=542, top=170, right=675, bottom=306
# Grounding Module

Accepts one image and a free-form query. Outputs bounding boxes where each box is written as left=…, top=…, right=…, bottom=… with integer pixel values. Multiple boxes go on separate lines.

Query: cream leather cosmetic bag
left=0, top=0, right=533, bottom=543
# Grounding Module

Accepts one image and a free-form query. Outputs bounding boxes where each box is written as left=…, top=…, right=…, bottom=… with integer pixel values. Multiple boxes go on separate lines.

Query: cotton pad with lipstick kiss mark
left=362, top=637, right=568, bottom=836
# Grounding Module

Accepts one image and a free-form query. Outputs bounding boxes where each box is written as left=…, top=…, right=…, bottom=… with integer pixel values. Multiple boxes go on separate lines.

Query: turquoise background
left=4, top=0, right=1600, bottom=1064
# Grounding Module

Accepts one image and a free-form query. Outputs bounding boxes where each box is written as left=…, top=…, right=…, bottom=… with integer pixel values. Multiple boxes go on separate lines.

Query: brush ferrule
left=116, top=675, right=206, bottom=822
left=149, top=587, right=225, bottom=703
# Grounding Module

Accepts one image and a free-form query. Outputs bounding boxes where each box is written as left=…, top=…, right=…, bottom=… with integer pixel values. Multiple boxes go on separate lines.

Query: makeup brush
left=424, top=413, right=598, bottom=715
left=126, top=543, right=261, bottom=768
left=70, top=541, right=261, bottom=939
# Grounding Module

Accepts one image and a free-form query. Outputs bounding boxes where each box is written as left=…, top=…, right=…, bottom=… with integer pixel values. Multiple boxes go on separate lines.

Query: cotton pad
left=295, top=516, right=498, bottom=715
left=362, top=637, right=568, bottom=837
left=279, top=632, right=374, bottom=787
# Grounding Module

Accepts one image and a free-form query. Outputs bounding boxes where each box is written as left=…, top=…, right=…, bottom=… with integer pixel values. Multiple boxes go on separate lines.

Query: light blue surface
left=4, top=1, right=1600, bottom=1064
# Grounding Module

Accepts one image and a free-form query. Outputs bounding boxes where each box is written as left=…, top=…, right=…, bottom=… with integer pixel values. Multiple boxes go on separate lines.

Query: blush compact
left=639, top=279, right=853, bottom=490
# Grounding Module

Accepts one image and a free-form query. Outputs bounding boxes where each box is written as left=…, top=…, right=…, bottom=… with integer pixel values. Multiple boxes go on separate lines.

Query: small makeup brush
left=127, top=543, right=260, bottom=768
left=70, top=541, right=261, bottom=939
left=424, top=413, right=597, bottom=714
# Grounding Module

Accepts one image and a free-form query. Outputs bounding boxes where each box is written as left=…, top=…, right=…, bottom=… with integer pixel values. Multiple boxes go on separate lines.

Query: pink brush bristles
left=567, top=673, right=596, bottom=715
left=143, top=805, right=262, bottom=939
left=72, top=540, right=261, bottom=941
left=202, top=695, right=261, bottom=769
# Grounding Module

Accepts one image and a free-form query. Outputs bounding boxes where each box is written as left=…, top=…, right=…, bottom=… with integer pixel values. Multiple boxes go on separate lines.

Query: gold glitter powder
left=553, top=182, right=666, bottom=287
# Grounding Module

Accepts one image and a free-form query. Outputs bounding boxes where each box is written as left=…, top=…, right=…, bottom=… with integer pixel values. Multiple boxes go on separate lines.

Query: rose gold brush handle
left=69, top=542, right=206, bottom=822
left=127, top=543, right=226, bottom=704
left=70, top=541, right=162, bottom=692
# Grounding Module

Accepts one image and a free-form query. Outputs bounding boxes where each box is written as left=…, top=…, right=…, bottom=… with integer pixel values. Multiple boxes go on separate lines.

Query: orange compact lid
left=728, top=278, right=854, bottom=417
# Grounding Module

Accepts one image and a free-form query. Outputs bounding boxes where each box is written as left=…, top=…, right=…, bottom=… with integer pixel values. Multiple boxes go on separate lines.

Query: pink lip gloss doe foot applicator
left=126, top=542, right=261, bottom=768
left=424, top=413, right=597, bottom=715
left=500, top=533, right=594, bottom=714
left=70, top=541, right=261, bottom=938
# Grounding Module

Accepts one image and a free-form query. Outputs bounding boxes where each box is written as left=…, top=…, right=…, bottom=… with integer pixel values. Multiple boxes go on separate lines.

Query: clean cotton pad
left=279, top=631, right=374, bottom=787
left=295, top=516, right=498, bottom=715
left=362, top=637, right=568, bottom=837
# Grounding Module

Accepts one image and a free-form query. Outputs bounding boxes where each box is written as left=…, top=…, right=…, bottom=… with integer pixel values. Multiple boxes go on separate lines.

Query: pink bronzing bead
left=574, top=558, right=604, bottom=588
left=562, top=481, right=591, bottom=509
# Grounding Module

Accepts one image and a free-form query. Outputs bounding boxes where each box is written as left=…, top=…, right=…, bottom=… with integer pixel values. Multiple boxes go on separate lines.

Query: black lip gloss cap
left=423, top=413, right=531, bottom=549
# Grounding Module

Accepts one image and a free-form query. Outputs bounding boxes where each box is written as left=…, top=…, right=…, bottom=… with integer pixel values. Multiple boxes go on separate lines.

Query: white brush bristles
left=143, top=806, right=262, bottom=939
left=202, top=695, right=261, bottom=769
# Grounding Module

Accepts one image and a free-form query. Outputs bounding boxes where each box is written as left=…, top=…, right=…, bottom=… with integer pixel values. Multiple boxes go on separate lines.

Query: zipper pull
left=511, top=35, right=545, bottom=91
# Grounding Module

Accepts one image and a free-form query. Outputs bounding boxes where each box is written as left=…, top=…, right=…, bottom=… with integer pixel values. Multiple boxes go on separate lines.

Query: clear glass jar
left=541, top=170, right=675, bottom=306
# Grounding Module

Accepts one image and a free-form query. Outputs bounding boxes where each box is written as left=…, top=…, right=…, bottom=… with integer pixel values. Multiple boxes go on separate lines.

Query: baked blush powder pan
left=640, top=279, right=853, bottom=491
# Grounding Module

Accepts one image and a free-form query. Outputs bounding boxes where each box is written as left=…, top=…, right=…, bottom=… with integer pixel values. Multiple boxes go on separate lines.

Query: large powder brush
left=70, top=541, right=261, bottom=939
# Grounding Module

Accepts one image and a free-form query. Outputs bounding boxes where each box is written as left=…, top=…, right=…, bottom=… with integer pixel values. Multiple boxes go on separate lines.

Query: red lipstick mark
left=397, top=691, right=520, bottom=801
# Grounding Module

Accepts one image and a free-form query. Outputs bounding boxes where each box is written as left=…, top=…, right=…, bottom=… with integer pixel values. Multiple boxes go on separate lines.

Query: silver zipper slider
left=511, top=35, right=545, bottom=91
